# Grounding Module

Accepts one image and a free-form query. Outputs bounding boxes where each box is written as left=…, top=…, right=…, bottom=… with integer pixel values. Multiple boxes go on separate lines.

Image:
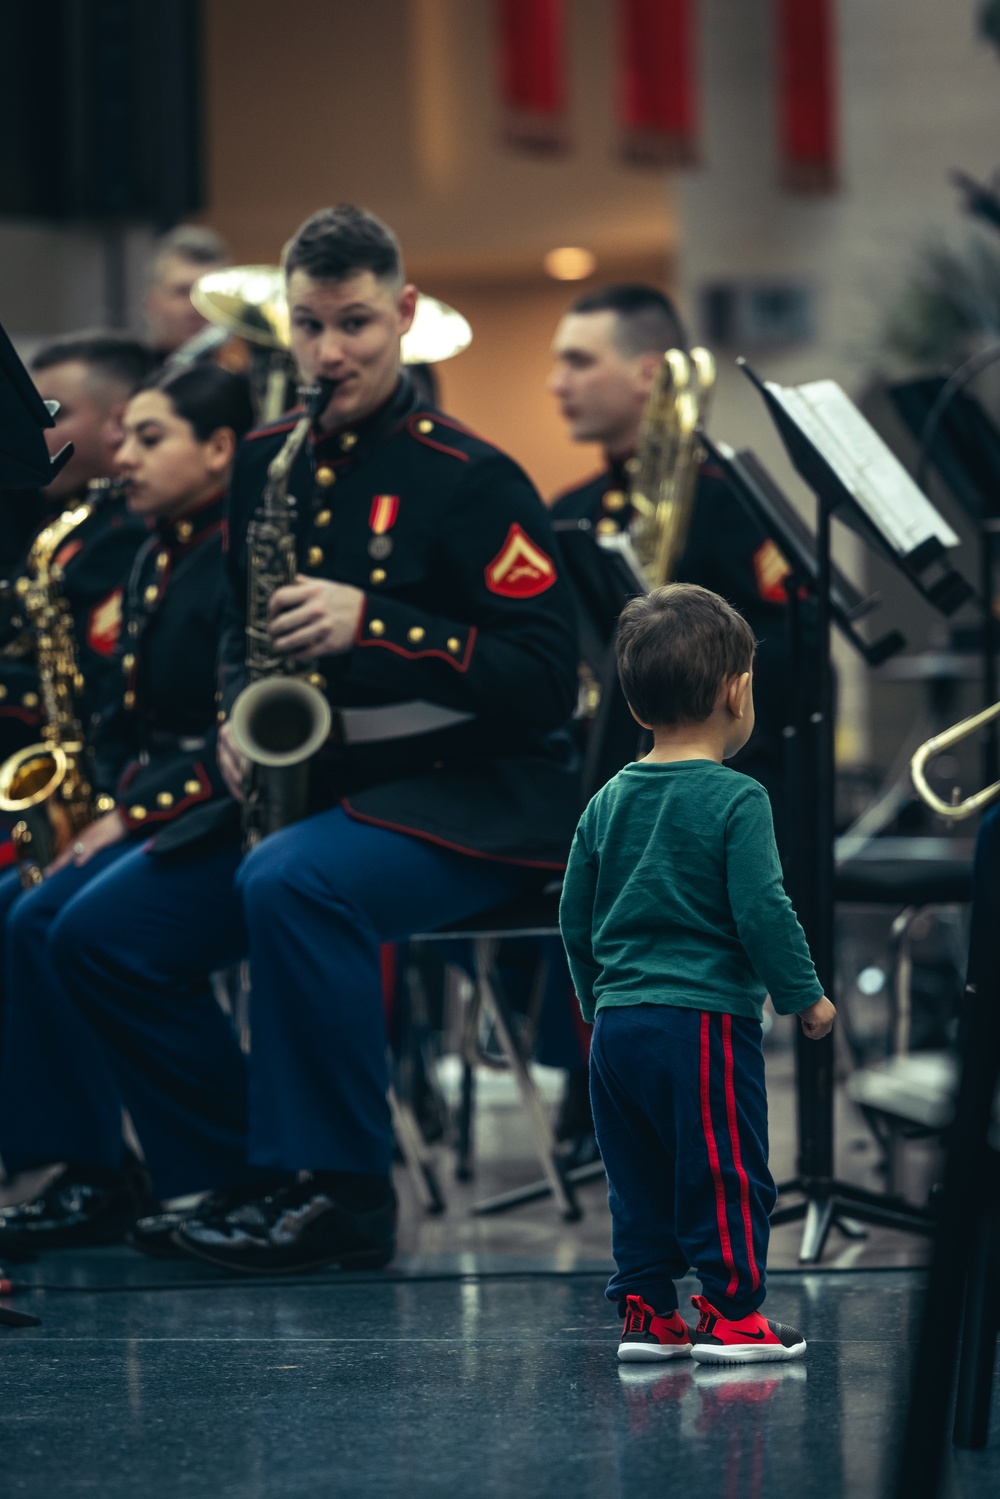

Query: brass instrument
left=191, top=266, right=473, bottom=422
left=228, top=382, right=334, bottom=850
left=910, top=700, right=1000, bottom=820
left=0, top=487, right=110, bottom=885
left=624, top=346, right=717, bottom=590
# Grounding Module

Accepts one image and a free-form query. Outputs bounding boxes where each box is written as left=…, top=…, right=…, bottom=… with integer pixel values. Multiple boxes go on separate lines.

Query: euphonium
left=625, top=346, right=716, bottom=589
left=229, top=382, right=334, bottom=850
left=0, top=485, right=109, bottom=885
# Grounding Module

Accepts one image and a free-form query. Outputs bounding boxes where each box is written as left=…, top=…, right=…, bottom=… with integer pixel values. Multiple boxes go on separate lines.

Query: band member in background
left=143, top=225, right=231, bottom=363
left=0, top=334, right=155, bottom=771
left=0, top=207, right=580, bottom=1270
left=0, top=365, right=253, bottom=1244
left=548, top=284, right=792, bottom=810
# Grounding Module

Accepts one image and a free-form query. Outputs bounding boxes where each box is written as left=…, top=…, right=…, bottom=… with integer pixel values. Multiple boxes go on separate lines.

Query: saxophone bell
left=229, top=675, right=332, bottom=769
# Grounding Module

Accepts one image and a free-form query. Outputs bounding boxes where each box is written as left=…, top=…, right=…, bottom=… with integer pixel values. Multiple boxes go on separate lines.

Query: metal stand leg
left=471, top=937, right=581, bottom=1221
left=954, top=1186, right=1000, bottom=1449
left=388, top=1083, right=445, bottom=1215
left=455, top=1062, right=475, bottom=1182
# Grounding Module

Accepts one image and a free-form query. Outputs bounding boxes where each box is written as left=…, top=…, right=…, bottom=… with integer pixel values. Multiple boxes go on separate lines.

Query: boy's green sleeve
left=559, top=825, right=600, bottom=1025
left=725, top=786, right=825, bottom=1016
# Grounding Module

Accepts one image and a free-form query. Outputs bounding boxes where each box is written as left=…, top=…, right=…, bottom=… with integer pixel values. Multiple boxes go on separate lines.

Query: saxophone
left=617, top=346, right=717, bottom=590
left=228, top=382, right=334, bottom=850
left=0, top=484, right=112, bottom=886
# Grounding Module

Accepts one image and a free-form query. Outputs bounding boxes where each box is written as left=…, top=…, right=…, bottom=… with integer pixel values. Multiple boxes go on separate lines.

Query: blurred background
left=4, top=0, right=1000, bottom=778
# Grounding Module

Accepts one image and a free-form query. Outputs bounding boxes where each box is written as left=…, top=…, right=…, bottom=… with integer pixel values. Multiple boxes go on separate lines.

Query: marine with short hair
left=0, top=206, right=580, bottom=1272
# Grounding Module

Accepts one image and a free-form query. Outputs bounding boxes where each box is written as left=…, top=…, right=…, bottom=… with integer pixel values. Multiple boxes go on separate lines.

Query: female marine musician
left=0, top=365, right=253, bottom=1241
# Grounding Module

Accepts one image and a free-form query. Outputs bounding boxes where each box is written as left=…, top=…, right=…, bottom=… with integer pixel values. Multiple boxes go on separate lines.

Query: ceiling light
left=544, top=247, right=597, bottom=281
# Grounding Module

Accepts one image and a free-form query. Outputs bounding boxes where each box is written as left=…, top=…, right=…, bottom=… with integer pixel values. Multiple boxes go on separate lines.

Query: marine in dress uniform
left=0, top=365, right=253, bottom=1249
left=0, top=206, right=580, bottom=1271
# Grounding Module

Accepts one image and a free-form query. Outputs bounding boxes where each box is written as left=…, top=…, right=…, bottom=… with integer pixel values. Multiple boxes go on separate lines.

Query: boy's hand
left=799, top=996, right=836, bottom=1040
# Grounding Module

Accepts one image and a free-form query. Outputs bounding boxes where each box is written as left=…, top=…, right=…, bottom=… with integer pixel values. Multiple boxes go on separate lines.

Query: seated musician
left=143, top=225, right=231, bottom=365
left=0, top=207, right=580, bottom=1271
left=0, top=334, right=155, bottom=771
left=0, top=365, right=253, bottom=1243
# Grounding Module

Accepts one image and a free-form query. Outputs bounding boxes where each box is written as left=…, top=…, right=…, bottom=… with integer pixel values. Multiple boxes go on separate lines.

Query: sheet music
left=766, top=379, right=960, bottom=556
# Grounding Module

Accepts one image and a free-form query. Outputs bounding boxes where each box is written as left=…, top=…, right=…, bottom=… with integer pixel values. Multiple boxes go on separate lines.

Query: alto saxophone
left=0, top=483, right=113, bottom=886
left=228, top=381, right=333, bottom=850
left=618, top=346, right=717, bottom=590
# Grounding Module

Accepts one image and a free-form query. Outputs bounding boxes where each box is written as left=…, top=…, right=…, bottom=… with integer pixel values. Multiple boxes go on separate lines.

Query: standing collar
left=155, top=488, right=226, bottom=549
left=312, top=376, right=421, bottom=462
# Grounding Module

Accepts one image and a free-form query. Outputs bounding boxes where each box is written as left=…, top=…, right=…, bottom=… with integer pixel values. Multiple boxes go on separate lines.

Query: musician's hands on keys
left=799, top=996, right=836, bottom=1040
left=218, top=720, right=246, bottom=803
left=268, top=576, right=364, bottom=660
left=45, top=808, right=128, bottom=876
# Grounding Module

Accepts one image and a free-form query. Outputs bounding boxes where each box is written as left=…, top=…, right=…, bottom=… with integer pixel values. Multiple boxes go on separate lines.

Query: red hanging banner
left=619, top=0, right=699, bottom=169
left=775, top=0, right=839, bottom=192
left=496, top=0, right=568, bottom=153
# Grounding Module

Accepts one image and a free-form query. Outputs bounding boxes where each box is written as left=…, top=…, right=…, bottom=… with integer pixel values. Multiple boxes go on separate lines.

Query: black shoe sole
left=171, top=1232, right=395, bottom=1277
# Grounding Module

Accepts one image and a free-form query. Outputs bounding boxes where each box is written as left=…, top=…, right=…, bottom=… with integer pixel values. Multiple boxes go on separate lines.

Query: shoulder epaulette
left=405, top=410, right=503, bottom=462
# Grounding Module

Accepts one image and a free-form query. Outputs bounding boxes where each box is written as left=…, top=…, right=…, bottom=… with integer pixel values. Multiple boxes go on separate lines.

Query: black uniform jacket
left=91, top=493, right=232, bottom=833
left=198, top=377, right=580, bottom=868
left=0, top=485, right=150, bottom=766
left=551, top=458, right=793, bottom=798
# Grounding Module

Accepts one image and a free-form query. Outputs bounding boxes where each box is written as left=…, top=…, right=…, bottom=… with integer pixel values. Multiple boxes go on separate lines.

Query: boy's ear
left=726, top=671, right=751, bottom=718
left=627, top=701, right=653, bottom=730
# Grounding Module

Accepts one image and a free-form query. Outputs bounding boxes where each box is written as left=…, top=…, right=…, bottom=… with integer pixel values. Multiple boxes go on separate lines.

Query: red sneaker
left=618, top=1294, right=693, bottom=1362
left=690, top=1295, right=806, bottom=1364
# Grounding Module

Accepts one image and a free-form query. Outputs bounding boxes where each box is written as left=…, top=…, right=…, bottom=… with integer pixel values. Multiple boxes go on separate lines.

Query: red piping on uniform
left=340, top=800, right=566, bottom=869
left=0, top=708, right=41, bottom=725
left=355, top=628, right=476, bottom=674
left=407, top=421, right=471, bottom=462
left=246, top=414, right=301, bottom=442
left=700, top=1011, right=739, bottom=1298
left=137, top=761, right=214, bottom=824
left=721, top=1013, right=761, bottom=1292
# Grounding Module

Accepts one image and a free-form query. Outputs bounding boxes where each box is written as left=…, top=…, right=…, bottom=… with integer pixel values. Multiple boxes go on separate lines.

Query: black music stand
left=739, top=362, right=971, bottom=1261
left=0, top=317, right=67, bottom=1331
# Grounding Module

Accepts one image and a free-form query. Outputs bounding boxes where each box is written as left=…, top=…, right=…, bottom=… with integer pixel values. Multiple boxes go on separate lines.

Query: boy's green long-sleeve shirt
left=559, top=760, right=824, bottom=1025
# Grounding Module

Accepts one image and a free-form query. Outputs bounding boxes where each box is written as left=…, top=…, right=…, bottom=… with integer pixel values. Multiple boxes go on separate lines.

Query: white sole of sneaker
left=690, top=1339, right=806, bottom=1365
left=617, top=1343, right=693, bottom=1362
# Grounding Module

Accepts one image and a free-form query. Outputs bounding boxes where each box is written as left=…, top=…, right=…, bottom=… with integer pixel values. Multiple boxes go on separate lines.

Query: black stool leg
left=455, top=1061, right=475, bottom=1181
left=954, top=1184, right=1000, bottom=1449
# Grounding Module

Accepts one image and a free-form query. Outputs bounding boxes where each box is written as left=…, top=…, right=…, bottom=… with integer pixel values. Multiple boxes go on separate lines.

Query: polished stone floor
left=1, top=1015, right=989, bottom=1495
left=1, top=1257, right=997, bottom=1499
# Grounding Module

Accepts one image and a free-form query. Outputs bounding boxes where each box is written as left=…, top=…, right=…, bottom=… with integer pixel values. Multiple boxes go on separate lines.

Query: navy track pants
left=590, top=1003, right=775, bottom=1320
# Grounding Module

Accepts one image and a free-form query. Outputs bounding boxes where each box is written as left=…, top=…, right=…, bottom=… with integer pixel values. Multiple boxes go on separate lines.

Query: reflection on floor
left=2, top=1258, right=997, bottom=1498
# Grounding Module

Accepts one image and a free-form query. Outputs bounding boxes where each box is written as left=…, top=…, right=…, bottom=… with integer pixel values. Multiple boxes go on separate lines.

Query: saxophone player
left=0, top=366, right=253, bottom=1241
left=0, top=206, right=579, bottom=1268
left=0, top=335, right=154, bottom=771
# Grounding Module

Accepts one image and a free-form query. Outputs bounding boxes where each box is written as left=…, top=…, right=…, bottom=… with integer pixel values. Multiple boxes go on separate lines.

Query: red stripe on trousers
left=721, top=1013, right=761, bottom=1292
left=699, top=1012, right=738, bottom=1297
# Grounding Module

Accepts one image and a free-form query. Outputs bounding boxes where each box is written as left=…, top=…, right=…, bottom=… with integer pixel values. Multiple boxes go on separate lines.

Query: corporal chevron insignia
left=86, top=588, right=124, bottom=657
left=484, top=524, right=557, bottom=599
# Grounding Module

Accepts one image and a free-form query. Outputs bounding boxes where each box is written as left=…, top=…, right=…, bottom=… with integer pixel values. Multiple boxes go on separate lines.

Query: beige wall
left=200, top=0, right=677, bottom=496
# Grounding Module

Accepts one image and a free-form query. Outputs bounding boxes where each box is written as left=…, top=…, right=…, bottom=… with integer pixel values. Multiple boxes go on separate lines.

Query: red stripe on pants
left=699, top=1012, right=738, bottom=1297
left=721, top=1013, right=761, bottom=1292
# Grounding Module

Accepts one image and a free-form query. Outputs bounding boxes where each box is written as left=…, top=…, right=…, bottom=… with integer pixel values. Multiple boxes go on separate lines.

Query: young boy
left=559, top=583, right=836, bottom=1366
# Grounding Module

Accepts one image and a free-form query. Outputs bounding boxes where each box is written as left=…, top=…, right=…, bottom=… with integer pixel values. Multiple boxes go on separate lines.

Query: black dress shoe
left=173, top=1175, right=397, bottom=1276
left=0, top=1160, right=154, bottom=1251
left=126, top=1178, right=294, bottom=1260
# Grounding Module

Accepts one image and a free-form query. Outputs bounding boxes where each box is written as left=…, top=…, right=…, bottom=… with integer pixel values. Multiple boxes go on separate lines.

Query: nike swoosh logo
left=733, top=1329, right=767, bottom=1341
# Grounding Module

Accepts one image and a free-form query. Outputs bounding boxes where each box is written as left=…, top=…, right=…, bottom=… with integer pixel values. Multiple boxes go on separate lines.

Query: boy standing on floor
left=559, top=584, right=836, bottom=1365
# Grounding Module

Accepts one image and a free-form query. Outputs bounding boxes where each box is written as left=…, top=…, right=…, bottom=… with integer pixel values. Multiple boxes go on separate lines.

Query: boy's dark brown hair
left=616, top=583, right=757, bottom=726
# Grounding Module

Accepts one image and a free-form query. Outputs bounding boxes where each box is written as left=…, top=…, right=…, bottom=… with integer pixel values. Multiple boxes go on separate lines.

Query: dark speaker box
left=0, top=0, right=203, bottom=224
